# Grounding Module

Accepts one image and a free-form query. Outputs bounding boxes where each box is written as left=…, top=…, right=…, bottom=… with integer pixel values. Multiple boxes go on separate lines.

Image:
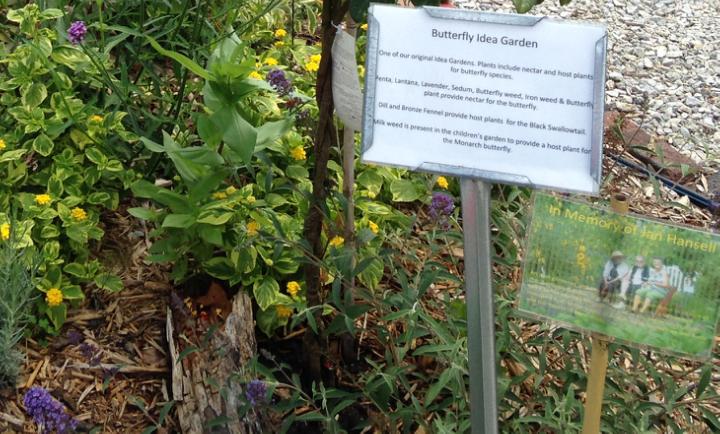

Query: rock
left=656, top=46, right=668, bottom=57
left=685, top=96, right=701, bottom=106
left=644, top=58, right=654, bottom=68
left=609, top=71, right=624, bottom=81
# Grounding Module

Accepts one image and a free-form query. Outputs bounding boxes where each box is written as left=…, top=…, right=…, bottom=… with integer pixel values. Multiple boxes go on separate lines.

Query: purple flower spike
left=266, top=69, right=293, bottom=96
left=245, top=379, right=267, bottom=407
left=67, top=21, right=87, bottom=45
left=23, top=386, right=78, bottom=433
left=429, top=192, right=455, bottom=219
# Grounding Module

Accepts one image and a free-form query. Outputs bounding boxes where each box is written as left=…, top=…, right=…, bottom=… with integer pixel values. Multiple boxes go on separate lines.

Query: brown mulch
left=0, top=209, right=177, bottom=434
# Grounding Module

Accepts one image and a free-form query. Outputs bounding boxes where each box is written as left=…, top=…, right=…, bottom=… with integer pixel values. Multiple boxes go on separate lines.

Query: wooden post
left=582, top=193, right=628, bottom=434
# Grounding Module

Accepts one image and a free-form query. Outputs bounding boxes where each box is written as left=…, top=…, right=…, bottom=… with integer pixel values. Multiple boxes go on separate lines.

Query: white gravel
left=456, top=0, right=720, bottom=162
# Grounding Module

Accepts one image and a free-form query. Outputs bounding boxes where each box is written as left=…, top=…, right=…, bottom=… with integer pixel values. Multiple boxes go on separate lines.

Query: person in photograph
left=613, top=255, right=649, bottom=309
left=598, top=251, right=629, bottom=303
left=632, top=257, right=670, bottom=313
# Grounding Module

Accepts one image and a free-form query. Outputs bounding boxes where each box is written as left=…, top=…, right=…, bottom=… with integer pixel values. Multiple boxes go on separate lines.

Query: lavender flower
left=67, top=21, right=87, bottom=45
left=266, top=69, right=293, bottom=96
left=66, top=330, right=82, bottom=346
left=429, top=192, right=455, bottom=219
left=79, top=342, right=101, bottom=366
left=23, top=386, right=78, bottom=433
left=245, top=379, right=267, bottom=407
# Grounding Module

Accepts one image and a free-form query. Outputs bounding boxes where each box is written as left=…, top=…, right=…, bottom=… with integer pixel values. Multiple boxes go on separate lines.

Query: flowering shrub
left=0, top=5, right=136, bottom=331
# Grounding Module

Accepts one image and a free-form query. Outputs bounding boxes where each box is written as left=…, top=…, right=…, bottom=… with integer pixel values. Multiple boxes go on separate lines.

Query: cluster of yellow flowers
left=360, top=23, right=368, bottom=31
left=0, top=223, right=9, bottom=241
left=46, top=287, right=63, bottom=307
left=274, top=29, right=286, bottom=38
left=71, top=207, right=87, bottom=221
left=286, top=281, right=300, bottom=297
left=436, top=176, right=449, bottom=189
left=35, top=194, right=51, bottom=205
left=212, top=191, right=227, bottom=200
left=329, top=235, right=344, bottom=248
left=0, top=138, right=6, bottom=151
left=304, top=54, right=321, bottom=73
left=290, top=146, right=306, bottom=161
left=248, top=70, right=263, bottom=80
left=276, top=305, right=293, bottom=318
left=247, top=220, right=259, bottom=237
left=368, top=221, right=379, bottom=234
left=264, top=57, right=278, bottom=66
left=89, top=115, right=103, bottom=123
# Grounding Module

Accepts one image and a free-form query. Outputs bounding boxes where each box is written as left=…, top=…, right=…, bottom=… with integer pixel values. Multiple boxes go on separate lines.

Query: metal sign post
left=461, top=178, right=499, bottom=434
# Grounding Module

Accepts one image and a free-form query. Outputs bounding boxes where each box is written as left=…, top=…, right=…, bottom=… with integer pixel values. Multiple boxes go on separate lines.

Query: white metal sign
left=361, top=5, right=607, bottom=194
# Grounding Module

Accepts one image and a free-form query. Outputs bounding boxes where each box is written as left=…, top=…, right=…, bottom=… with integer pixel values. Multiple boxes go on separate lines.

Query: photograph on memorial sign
left=361, top=5, right=607, bottom=194
left=519, top=194, right=720, bottom=358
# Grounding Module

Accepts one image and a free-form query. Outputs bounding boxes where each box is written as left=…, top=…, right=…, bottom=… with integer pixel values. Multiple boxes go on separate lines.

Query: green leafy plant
left=0, top=226, right=39, bottom=387
left=0, top=4, right=136, bottom=331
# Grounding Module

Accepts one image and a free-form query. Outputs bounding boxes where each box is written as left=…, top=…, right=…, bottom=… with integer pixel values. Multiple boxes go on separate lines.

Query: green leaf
left=214, top=107, right=257, bottom=164
left=85, top=147, right=108, bottom=166
left=145, top=35, right=212, bottom=80
left=94, top=273, right=124, bottom=292
left=696, top=365, right=712, bottom=398
left=196, top=213, right=233, bottom=225
left=47, top=304, right=67, bottom=330
left=127, top=207, right=160, bottom=221
left=162, top=214, right=196, bottom=228
left=513, top=0, right=540, bottom=13
left=63, top=262, right=87, bottom=278
left=51, top=46, right=91, bottom=69
left=32, top=134, right=54, bottom=156
left=198, top=226, right=223, bottom=246
left=61, top=285, right=84, bottom=300
left=0, top=149, right=28, bottom=163
left=203, top=257, right=235, bottom=280
left=22, top=83, right=47, bottom=108
left=256, top=118, right=293, bottom=149
left=254, top=277, right=280, bottom=311
left=39, top=8, right=63, bottom=20
left=390, top=179, right=422, bottom=202
left=197, top=114, right=223, bottom=148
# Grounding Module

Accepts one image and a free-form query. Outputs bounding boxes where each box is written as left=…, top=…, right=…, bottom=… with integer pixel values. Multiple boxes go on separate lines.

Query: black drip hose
left=608, top=154, right=719, bottom=213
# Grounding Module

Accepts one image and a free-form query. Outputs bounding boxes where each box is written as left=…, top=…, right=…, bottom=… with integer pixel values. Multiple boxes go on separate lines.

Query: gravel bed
left=455, top=0, right=720, bottom=162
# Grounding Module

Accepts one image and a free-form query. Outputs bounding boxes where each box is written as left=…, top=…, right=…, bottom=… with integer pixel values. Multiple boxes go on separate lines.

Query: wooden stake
left=582, top=193, right=628, bottom=434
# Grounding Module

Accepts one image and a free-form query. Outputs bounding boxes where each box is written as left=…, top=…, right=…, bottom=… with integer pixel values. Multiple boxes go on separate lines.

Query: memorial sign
left=361, top=5, right=607, bottom=193
left=520, top=194, right=720, bottom=358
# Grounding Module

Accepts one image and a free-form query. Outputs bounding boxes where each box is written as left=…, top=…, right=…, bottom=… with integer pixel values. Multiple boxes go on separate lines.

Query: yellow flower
left=212, top=191, right=227, bottom=200
left=360, top=23, right=368, bottom=31
left=276, top=305, right=293, bottom=318
left=436, top=176, right=449, bottom=189
left=368, top=221, right=379, bottom=234
left=35, top=194, right=52, bottom=205
left=225, top=186, right=237, bottom=195
left=274, top=41, right=285, bottom=48
left=249, top=71, right=263, bottom=80
left=367, top=191, right=376, bottom=199
left=70, top=207, right=87, bottom=221
left=247, top=220, right=259, bottom=237
left=358, top=65, right=365, bottom=78
left=329, top=235, right=344, bottom=248
left=247, top=195, right=256, bottom=204
left=90, top=115, right=103, bottom=123
left=264, top=57, right=278, bottom=66
left=304, top=61, right=319, bottom=73
left=0, top=223, right=9, bottom=241
left=286, top=281, right=301, bottom=297
left=46, top=287, right=63, bottom=307
left=310, top=54, right=321, bottom=63
left=290, top=146, right=306, bottom=161
left=0, top=139, right=5, bottom=150
left=274, top=29, right=287, bottom=38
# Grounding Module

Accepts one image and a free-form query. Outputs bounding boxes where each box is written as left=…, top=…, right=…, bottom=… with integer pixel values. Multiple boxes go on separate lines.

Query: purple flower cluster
left=23, top=387, right=78, bottom=433
left=266, top=69, right=293, bottom=96
left=245, top=379, right=267, bottom=407
left=429, top=192, right=455, bottom=219
left=67, top=21, right=87, bottom=45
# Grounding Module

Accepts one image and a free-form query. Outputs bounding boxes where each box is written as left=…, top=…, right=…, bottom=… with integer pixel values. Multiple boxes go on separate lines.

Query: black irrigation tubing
left=608, top=153, right=719, bottom=212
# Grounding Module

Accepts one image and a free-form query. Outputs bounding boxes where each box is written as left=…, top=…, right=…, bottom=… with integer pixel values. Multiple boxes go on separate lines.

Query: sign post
left=360, top=5, right=607, bottom=433
left=461, top=179, right=498, bottom=434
